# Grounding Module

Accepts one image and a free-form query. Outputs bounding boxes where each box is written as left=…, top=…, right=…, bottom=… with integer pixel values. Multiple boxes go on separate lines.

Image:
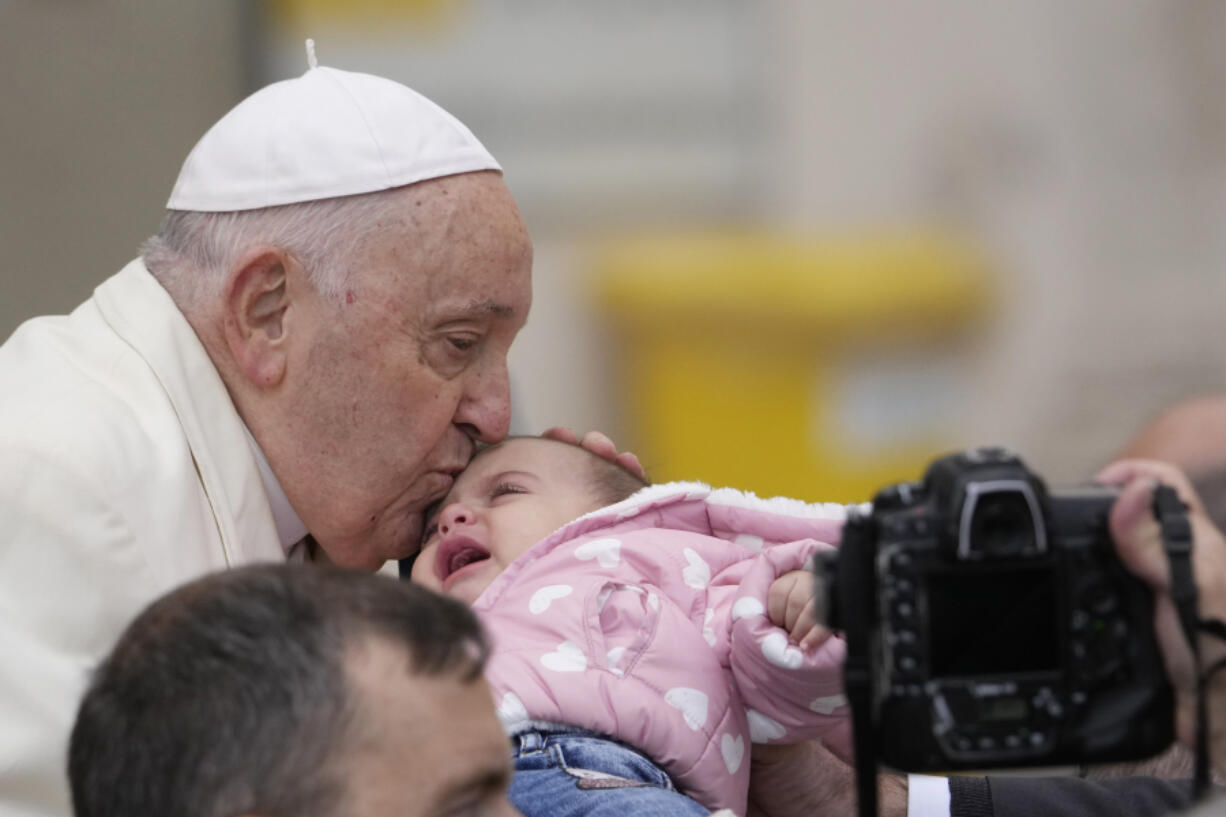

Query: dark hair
left=68, top=563, right=488, bottom=817
left=582, top=447, right=651, bottom=507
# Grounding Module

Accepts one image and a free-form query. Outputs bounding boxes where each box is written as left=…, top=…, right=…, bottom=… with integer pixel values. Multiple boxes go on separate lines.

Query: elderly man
left=0, top=61, right=539, bottom=815
left=68, top=563, right=520, bottom=817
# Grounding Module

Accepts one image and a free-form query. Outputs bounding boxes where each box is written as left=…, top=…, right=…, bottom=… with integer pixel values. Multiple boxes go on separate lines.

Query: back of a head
left=1116, top=394, right=1226, bottom=532
left=68, top=564, right=487, bottom=817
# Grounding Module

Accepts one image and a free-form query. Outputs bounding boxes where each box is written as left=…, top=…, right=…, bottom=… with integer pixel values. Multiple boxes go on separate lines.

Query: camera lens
left=969, top=492, right=1036, bottom=557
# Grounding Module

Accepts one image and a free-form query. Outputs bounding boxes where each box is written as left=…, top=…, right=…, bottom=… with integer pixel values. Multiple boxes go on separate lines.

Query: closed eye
left=491, top=482, right=526, bottom=499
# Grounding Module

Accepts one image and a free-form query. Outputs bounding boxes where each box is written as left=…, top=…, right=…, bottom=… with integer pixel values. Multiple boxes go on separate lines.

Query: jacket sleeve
left=0, top=447, right=158, bottom=817
left=947, top=775, right=1199, bottom=817
left=714, top=539, right=851, bottom=753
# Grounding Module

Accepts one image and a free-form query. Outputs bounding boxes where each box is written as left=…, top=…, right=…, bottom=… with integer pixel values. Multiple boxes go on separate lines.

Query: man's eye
left=448, top=336, right=478, bottom=352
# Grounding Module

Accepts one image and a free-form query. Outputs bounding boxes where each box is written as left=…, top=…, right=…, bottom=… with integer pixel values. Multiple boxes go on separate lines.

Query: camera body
left=819, top=448, right=1174, bottom=772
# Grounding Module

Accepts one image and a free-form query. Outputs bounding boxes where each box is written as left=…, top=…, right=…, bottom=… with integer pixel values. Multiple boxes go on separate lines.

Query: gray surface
left=0, top=1, right=249, bottom=340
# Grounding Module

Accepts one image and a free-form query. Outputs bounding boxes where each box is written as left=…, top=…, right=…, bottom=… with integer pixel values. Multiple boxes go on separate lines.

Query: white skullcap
left=167, top=61, right=500, bottom=212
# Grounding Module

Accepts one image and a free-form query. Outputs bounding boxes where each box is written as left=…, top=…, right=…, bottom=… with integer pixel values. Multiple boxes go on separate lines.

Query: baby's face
left=410, top=438, right=602, bottom=604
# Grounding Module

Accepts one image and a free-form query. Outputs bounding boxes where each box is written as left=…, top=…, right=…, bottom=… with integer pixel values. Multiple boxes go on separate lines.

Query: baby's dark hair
left=583, top=446, right=651, bottom=507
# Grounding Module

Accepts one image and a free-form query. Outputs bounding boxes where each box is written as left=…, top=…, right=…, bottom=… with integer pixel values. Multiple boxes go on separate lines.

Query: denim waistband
left=511, top=726, right=597, bottom=755
left=509, top=728, right=677, bottom=791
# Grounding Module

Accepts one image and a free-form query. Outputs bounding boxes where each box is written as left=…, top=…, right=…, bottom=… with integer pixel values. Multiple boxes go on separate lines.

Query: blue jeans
left=509, top=729, right=710, bottom=817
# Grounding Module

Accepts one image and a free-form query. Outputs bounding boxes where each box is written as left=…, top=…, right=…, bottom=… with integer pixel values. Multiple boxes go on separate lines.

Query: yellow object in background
left=268, top=0, right=457, bottom=27
left=594, top=231, right=991, bottom=504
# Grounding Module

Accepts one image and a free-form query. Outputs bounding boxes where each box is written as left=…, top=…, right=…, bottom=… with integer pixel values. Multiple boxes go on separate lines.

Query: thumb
left=1108, top=477, right=1171, bottom=591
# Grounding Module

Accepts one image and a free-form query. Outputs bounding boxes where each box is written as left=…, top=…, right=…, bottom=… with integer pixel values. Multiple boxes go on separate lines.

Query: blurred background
left=4, top=0, right=1226, bottom=502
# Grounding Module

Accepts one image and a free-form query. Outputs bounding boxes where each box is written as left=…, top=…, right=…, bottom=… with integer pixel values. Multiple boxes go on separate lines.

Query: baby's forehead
left=470, top=436, right=586, bottom=472
left=432, top=438, right=587, bottom=508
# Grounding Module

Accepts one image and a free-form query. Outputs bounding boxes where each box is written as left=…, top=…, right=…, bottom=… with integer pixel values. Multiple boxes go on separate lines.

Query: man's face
left=285, top=172, right=533, bottom=570
left=340, top=638, right=520, bottom=817
left=411, top=439, right=601, bottom=604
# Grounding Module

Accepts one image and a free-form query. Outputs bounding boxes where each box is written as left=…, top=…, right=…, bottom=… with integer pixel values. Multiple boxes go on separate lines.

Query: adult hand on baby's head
left=541, top=427, right=646, bottom=480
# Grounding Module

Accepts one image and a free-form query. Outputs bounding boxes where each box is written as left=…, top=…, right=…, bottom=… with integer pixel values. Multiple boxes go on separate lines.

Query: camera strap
left=1154, top=484, right=1212, bottom=798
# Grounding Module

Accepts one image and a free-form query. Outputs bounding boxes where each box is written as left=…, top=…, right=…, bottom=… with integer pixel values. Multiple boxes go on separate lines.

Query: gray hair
left=140, top=189, right=405, bottom=312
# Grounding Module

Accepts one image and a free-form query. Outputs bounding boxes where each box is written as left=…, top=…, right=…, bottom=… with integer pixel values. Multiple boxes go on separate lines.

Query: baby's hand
left=768, top=570, right=831, bottom=651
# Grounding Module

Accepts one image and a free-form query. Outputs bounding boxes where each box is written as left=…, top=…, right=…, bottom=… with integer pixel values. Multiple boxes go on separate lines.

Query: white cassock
left=0, top=259, right=286, bottom=816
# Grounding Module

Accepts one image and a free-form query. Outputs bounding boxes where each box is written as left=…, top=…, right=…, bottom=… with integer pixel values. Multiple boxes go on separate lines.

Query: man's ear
left=222, top=247, right=294, bottom=389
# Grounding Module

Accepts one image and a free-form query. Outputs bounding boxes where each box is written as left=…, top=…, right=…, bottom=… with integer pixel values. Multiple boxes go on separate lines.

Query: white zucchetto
left=167, top=60, right=500, bottom=212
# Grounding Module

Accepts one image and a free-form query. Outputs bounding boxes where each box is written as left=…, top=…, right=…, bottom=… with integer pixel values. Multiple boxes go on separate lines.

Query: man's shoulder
left=0, top=295, right=198, bottom=501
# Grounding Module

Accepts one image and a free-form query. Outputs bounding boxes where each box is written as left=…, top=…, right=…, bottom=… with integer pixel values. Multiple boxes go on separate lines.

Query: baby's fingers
left=799, top=621, right=832, bottom=652
left=768, top=571, right=808, bottom=629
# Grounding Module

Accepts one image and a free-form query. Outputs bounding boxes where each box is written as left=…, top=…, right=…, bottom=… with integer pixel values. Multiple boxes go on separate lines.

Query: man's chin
left=396, top=512, right=427, bottom=560
left=312, top=524, right=422, bottom=572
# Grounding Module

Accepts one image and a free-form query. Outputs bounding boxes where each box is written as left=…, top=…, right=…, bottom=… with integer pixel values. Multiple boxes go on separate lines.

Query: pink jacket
left=473, top=482, right=852, bottom=815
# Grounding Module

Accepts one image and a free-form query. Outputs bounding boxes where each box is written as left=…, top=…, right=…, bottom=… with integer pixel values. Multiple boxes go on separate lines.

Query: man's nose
left=453, top=358, right=512, bottom=444
left=438, top=502, right=474, bottom=536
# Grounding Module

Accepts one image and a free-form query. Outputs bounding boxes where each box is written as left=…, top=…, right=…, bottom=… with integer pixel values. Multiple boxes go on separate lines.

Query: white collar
left=241, top=424, right=309, bottom=554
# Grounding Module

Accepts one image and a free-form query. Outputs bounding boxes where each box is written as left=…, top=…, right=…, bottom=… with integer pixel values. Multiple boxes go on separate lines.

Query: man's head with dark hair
left=411, top=436, right=649, bottom=604
left=68, top=564, right=517, bottom=817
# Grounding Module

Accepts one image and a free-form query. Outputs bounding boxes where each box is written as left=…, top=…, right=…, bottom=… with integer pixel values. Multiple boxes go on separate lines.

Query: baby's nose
left=439, top=503, right=471, bottom=534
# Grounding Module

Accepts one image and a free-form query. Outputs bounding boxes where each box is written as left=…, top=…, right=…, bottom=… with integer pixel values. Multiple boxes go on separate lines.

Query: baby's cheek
left=408, top=548, right=437, bottom=587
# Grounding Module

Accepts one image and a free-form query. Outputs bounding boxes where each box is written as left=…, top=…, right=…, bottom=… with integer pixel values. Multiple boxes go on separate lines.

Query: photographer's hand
left=746, top=740, right=909, bottom=817
left=1098, top=459, right=1226, bottom=768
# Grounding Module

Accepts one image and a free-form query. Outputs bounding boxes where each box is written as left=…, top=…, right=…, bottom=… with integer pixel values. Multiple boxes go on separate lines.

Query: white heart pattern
left=731, top=597, right=765, bottom=622
left=720, top=733, right=745, bottom=774
left=496, top=691, right=528, bottom=727
left=606, top=646, right=628, bottom=676
left=761, top=632, right=804, bottom=669
left=664, top=686, right=709, bottom=731
left=747, top=708, right=787, bottom=742
left=681, top=548, right=711, bottom=589
left=528, top=584, right=574, bottom=614
left=734, top=533, right=765, bottom=552
left=809, top=694, right=848, bottom=715
left=574, top=537, right=622, bottom=569
left=540, top=641, right=587, bottom=672
left=702, top=608, right=717, bottom=646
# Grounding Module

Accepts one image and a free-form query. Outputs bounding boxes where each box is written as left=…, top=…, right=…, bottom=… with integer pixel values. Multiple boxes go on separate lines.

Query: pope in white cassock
left=0, top=50, right=534, bottom=815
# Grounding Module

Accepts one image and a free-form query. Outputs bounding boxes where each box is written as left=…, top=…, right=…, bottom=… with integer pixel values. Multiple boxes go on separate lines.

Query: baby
left=411, top=437, right=850, bottom=817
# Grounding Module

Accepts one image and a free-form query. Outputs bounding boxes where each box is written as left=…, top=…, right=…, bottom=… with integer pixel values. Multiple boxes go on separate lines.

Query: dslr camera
left=817, top=447, right=1174, bottom=773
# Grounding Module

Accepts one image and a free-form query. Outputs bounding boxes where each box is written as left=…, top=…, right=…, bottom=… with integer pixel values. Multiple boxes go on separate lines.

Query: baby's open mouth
left=436, top=537, right=491, bottom=583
